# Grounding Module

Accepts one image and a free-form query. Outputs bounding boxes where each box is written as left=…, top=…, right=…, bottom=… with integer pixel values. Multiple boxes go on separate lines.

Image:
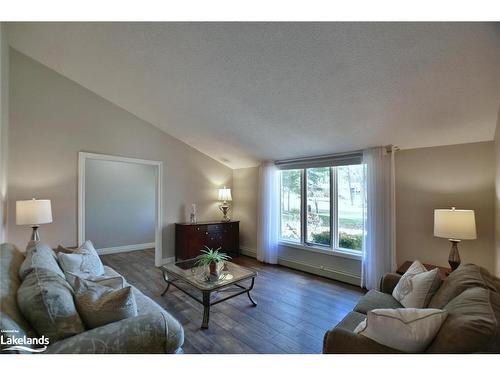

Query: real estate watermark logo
left=1, top=329, right=49, bottom=353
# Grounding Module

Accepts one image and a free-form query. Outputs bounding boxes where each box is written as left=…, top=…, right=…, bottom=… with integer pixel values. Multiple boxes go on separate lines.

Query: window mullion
left=301, top=168, right=306, bottom=245
left=279, top=171, right=283, bottom=241
left=329, top=167, right=333, bottom=250
left=333, top=167, right=338, bottom=249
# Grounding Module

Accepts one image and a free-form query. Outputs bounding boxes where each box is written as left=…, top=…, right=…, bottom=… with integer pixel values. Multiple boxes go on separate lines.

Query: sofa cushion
left=0, top=243, right=37, bottom=350
left=65, top=271, right=125, bottom=290
left=131, top=285, right=185, bottom=353
left=429, top=264, right=499, bottom=309
left=334, top=311, right=367, bottom=332
left=354, top=308, right=448, bottom=353
left=19, top=241, right=65, bottom=280
left=17, top=268, right=85, bottom=342
left=323, top=325, right=403, bottom=354
left=105, top=265, right=184, bottom=352
left=427, top=287, right=499, bottom=353
left=57, top=240, right=105, bottom=278
left=393, top=261, right=441, bottom=308
left=354, top=289, right=403, bottom=314
left=74, top=277, right=137, bottom=329
left=69, top=265, right=129, bottom=290
left=44, top=313, right=183, bottom=354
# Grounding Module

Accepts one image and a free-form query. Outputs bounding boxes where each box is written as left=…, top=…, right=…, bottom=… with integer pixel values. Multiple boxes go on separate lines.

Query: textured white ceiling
left=7, top=22, right=500, bottom=168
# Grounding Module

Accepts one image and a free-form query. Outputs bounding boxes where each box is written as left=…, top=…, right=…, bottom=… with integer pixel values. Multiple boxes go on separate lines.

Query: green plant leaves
left=194, top=246, right=232, bottom=266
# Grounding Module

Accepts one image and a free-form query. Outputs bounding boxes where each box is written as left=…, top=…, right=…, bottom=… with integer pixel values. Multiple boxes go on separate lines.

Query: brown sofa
left=323, top=264, right=500, bottom=353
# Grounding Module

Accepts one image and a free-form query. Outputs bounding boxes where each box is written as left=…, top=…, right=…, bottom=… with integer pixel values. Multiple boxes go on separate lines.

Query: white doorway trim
left=78, top=152, right=163, bottom=266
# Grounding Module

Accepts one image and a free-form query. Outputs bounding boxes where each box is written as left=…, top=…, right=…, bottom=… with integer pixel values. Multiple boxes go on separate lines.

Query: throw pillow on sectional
left=73, top=277, right=138, bottom=329
left=57, top=240, right=105, bottom=278
left=19, top=241, right=65, bottom=280
left=354, top=308, right=448, bottom=353
left=392, top=260, right=442, bottom=308
left=17, top=268, right=85, bottom=342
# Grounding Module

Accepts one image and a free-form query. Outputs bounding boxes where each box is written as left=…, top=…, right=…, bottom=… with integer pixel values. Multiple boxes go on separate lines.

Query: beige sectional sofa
left=0, top=242, right=184, bottom=354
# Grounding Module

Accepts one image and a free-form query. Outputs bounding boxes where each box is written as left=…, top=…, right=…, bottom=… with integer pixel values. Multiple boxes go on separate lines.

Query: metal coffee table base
left=161, top=274, right=257, bottom=329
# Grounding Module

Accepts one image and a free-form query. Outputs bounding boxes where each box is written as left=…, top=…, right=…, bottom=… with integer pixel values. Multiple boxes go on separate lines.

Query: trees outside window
left=279, top=164, right=364, bottom=252
left=306, top=168, right=331, bottom=245
left=280, top=169, right=301, bottom=242
left=337, top=165, right=364, bottom=250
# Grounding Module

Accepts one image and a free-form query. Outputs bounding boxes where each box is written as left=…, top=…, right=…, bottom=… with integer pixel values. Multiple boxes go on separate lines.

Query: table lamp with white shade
left=434, top=207, right=476, bottom=270
left=16, top=198, right=53, bottom=241
left=218, top=186, right=232, bottom=222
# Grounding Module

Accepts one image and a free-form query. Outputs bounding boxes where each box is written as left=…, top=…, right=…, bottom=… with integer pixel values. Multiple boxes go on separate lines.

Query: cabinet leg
left=201, top=291, right=211, bottom=329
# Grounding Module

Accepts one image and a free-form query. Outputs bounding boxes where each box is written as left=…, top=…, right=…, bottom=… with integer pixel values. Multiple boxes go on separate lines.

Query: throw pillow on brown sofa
left=392, top=261, right=442, bottom=308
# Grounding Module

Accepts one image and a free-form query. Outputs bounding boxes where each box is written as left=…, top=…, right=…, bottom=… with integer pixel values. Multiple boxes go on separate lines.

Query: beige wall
left=495, top=110, right=500, bottom=276
left=7, top=50, right=232, bottom=259
left=0, top=24, right=8, bottom=244
left=396, top=141, right=496, bottom=273
left=232, top=167, right=258, bottom=251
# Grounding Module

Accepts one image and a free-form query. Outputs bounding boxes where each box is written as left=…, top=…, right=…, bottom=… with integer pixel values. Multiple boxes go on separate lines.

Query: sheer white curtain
left=257, top=161, right=279, bottom=264
left=361, top=147, right=396, bottom=290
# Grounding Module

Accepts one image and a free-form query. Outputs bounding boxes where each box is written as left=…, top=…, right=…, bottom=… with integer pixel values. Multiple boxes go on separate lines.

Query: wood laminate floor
left=101, top=250, right=364, bottom=354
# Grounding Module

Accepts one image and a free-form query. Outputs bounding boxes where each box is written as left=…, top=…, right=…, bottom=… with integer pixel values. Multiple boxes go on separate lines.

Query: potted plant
left=195, top=246, right=231, bottom=276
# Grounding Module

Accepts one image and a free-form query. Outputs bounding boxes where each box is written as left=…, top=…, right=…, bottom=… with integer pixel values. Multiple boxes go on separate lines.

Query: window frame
left=278, top=168, right=303, bottom=244
left=278, top=163, right=363, bottom=260
left=303, top=166, right=332, bottom=248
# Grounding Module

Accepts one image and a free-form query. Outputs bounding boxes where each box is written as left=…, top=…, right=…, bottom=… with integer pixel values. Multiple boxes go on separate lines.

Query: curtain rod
left=275, top=145, right=398, bottom=165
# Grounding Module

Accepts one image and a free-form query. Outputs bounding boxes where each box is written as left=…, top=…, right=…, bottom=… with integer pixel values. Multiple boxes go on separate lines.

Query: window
left=336, top=165, right=364, bottom=251
left=279, top=162, right=364, bottom=253
left=306, top=167, right=331, bottom=246
left=280, top=169, right=302, bottom=242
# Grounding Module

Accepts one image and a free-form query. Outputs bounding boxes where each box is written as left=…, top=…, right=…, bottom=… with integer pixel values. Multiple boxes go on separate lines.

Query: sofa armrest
left=45, top=313, right=183, bottom=354
left=379, top=272, right=402, bottom=294
left=323, top=327, right=402, bottom=354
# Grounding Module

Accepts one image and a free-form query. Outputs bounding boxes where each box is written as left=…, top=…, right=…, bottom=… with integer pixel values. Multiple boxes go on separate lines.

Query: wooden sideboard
left=175, top=221, right=239, bottom=260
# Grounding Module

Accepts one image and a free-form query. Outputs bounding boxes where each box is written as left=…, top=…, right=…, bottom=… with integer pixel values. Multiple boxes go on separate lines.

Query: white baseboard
left=97, top=242, right=155, bottom=255
left=277, top=256, right=361, bottom=286
left=161, top=256, right=175, bottom=265
left=238, top=246, right=360, bottom=286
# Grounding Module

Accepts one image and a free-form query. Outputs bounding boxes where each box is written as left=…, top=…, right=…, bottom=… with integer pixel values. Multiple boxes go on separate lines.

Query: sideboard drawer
left=191, top=225, right=208, bottom=233
left=175, top=221, right=239, bottom=261
left=207, top=224, right=223, bottom=232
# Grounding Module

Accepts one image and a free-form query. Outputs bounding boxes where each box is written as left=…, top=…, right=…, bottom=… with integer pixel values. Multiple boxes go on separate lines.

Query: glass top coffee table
left=159, top=259, right=257, bottom=329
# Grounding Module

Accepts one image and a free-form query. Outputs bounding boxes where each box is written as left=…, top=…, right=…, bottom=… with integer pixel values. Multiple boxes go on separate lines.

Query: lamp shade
left=434, top=207, right=476, bottom=240
left=218, top=187, right=232, bottom=202
left=16, top=199, right=53, bottom=225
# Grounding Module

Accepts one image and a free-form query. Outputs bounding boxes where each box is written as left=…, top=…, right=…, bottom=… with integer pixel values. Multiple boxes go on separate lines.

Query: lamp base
left=448, top=240, right=461, bottom=271
left=219, top=203, right=231, bottom=222
left=30, top=225, right=40, bottom=241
